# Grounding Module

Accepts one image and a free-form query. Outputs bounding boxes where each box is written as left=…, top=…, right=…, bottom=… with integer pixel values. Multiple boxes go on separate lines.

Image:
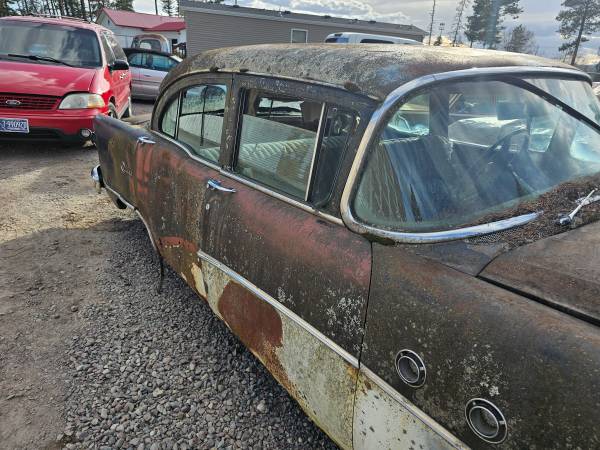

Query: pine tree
left=112, top=0, right=132, bottom=12
left=161, top=0, right=174, bottom=16
left=451, top=0, right=471, bottom=46
left=465, top=0, right=523, bottom=48
left=0, top=0, right=16, bottom=15
left=557, top=0, right=600, bottom=65
left=503, top=25, right=538, bottom=54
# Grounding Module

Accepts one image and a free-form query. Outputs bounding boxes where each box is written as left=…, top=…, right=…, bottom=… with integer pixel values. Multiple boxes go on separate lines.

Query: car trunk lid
left=479, top=220, right=600, bottom=325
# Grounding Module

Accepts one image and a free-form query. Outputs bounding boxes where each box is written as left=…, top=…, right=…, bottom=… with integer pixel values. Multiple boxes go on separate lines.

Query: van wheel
left=121, top=97, right=133, bottom=119
left=108, top=103, right=117, bottom=118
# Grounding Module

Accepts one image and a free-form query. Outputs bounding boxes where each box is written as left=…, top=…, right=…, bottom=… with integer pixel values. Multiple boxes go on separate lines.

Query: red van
left=0, top=16, right=132, bottom=144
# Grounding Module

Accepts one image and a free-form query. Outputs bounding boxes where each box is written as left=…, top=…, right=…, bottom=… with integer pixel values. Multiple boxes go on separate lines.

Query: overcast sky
left=134, top=0, right=600, bottom=58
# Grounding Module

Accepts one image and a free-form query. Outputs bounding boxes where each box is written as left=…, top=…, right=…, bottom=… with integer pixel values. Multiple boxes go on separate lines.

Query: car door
left=126, top=52, right=143, bottom=98
left=104, top=33, right=130, bottom=113
left=140, top=73, right=234, bottom=284
left=140, top=54, right=170, bottom=98
left=193, top=75, right=375, bottom=448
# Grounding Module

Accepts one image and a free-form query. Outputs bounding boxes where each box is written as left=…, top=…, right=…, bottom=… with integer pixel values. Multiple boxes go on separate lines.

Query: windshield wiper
left=557, top=188, right=600, bottom=226
left=7, top=53, right=73, bottom=67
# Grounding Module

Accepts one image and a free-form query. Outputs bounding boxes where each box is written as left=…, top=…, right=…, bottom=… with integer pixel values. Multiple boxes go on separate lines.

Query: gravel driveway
left=0, top=120, right=337, bottom=450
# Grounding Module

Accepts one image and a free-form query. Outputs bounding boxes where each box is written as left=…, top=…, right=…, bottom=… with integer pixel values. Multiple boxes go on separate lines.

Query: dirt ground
left=0, top=101, right=335, bottom=450
left=0, top=141, right=131, bottom=448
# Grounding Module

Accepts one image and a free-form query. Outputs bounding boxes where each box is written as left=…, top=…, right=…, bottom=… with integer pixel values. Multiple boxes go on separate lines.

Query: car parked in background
left=131, top=33, right=171, bottom=53
left=0, top=15, right=131, bottom=144
left=92, top=44, right=600, bottom=449
left=124, top=48, right=181, bottom=100
left=325, top=32, right=423, bottom=45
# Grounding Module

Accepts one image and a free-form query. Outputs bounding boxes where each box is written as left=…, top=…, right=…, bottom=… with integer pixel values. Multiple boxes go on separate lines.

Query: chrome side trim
left=104, top=182, right=135, bottom=210
left=197, top=249, right=359, bottom=368
left=360, top=366, right=469, bottom=450
left=154, top=130, right=345, bottom=227
left=341, top=66, right=587, bottom=244
left=305, top=103, right=327, bottom=201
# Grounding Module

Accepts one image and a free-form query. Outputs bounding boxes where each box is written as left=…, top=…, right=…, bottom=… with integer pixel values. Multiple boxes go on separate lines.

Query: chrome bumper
left=91, top=165, right=104, bottom=194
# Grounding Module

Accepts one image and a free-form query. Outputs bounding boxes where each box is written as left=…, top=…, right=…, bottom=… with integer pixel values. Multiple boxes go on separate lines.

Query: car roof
left=123, top=47, right=176, bottom=59
left=164, top=44, right=578, bottom=100
left=0, top=15, right=109, bottom=33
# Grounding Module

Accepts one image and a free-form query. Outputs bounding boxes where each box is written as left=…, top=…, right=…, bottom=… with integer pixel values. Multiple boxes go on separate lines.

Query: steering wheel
left=468, top=128, right=531, bottom=203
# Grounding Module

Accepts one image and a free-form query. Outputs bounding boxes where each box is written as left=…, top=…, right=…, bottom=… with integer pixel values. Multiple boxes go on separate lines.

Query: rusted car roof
left=162, top=44, right=575, bottom=100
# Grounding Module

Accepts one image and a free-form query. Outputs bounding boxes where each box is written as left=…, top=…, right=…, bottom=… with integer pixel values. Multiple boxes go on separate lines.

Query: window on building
left=291, top=29, right=308, bottom=43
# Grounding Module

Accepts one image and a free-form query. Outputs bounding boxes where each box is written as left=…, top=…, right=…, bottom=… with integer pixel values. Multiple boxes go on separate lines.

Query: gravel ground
left=0, top=120, right=337, bottom=449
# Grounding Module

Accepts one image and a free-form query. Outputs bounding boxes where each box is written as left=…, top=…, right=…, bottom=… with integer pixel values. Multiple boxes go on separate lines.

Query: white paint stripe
left=197, top=249, right=359, bottom=368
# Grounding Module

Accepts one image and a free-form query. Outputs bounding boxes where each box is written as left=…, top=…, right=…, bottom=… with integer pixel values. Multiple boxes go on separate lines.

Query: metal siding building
left=180, top=1, right=427, bottom=56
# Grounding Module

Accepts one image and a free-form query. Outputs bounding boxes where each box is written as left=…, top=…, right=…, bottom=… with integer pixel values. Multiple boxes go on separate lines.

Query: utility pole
left=428, top=0, right=437, bottom=45
left=154, top=0, right=158, bottom=15
left=452, top=0, right=470, bottom=46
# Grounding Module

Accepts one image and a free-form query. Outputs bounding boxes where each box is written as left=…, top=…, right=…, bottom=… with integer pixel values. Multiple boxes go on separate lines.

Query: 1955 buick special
left=91, top=44, right=600, bottom=449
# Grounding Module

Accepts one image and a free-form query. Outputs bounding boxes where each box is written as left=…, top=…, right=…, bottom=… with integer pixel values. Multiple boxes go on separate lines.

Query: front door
left=194, top=76, right=374, bottom=448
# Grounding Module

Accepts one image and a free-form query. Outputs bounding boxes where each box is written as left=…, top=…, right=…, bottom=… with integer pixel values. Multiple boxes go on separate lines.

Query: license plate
left=0, top=118, right=29, bottom=133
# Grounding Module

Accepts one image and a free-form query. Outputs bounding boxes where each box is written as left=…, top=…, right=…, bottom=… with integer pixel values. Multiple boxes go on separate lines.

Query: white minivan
left=325, top=32, right=423, bottom=45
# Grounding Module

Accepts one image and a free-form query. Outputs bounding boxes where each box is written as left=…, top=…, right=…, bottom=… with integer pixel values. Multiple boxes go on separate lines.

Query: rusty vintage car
left=91, top=45, right=600, bottom=449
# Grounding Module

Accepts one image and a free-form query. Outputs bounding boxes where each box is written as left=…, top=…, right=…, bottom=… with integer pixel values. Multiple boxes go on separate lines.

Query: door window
left=177, top=84, right=227, bottom=163
left=100, top=35, right=115, bottom=66
left=150, top=55, right=175, bottom=72
left=160, top=96, right=179, bottom=138
left=128, top=52, right=143, bottom=67
left=235, top=91, right=322, bottom=199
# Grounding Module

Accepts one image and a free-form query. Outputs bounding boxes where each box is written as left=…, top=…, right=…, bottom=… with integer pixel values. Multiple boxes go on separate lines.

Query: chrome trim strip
left=360, top=366, right=469, bottom=450
left=305, top=103, right=327, bottom=201
left=341, top=66, right=587, bottom=244
left=153, top=130, right=345, bottom=227
left=197, top=249, right=359, bottom=368
left=104, top=182, right=135, bottom=210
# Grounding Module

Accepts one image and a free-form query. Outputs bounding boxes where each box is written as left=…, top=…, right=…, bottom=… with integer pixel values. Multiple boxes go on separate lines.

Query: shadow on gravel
left=0, top=217, right=337, bottom=449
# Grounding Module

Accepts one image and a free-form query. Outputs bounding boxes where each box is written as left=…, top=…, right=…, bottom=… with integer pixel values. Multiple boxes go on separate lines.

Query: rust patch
left=158, top=236, right=198, bottom=254
left=217, top=282, right=298, bottom=396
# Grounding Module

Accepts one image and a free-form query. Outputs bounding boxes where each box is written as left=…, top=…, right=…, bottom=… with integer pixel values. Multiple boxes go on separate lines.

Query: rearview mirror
left=111, top=59, right=129, bottom=71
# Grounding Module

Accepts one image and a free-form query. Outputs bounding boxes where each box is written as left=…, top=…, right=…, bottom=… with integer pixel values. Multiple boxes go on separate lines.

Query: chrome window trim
left=197, top=249, right=358, bottom=368
left=305, top=103, right=327, bottom=201
left=340, top=66, right=590, bottom=244
left=152, top=130, right=344, bottom=227
left=359, top=366, right=468, bottom=449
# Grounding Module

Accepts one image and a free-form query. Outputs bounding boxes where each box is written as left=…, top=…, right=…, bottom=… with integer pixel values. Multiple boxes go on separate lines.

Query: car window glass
left=101, top=35, right=115, bottom=65
left=353, top=79, right=600, bottom=232
left=235, top=90, right=322, bottom=199
left=128, top=53, right=142, bottom=67
left=310, top=106, right=358, bottom=205
left=151, top=55, right=172, bottom=72
left=177, top=84, right=227, bottom=163
left=160, top=95, right=179, bottom=138
left=106, top=34, right=126, bottom=60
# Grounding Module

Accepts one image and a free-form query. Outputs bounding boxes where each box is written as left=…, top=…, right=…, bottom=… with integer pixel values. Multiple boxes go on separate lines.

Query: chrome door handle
left=207, top=179, right=236, bottom=193
left=119, top=73, right=127, bottom=79
left=137, top=136, right=156, bottom=145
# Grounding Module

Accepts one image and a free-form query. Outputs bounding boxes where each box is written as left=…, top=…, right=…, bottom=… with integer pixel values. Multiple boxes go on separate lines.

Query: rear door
left=195, top=75, right=375, bottom=448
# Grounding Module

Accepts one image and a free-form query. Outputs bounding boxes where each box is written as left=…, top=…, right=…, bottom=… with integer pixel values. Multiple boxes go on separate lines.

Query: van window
left=360, top=39, right=394, bottom=44
left=235, top=91, right=322, bottom=199
left=325, top=37, right=349, bottom=43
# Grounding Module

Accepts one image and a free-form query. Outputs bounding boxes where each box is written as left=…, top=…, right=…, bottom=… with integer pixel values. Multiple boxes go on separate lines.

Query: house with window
left=180, top=0, right=426, bottom=56
left=96, top=8, right=186, bottom=50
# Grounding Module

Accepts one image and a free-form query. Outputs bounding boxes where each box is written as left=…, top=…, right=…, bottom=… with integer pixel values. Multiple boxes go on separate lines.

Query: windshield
left=0, top=20, right=101, bottom=68
left=353, top=77, right=600, bottom=232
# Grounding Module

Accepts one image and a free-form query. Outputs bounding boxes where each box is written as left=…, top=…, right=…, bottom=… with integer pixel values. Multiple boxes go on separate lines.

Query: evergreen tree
left=557, top=0, right=600, bottom=65
left=112, top=0, right=132, bottom=12
left=465, top=0, right=523, bottom=48
left=0, top=0, right=16, bottom=15
left=451, top=0, right=471, bottom=46
left=503, top=25, right=538, bottom=54
left=161, top=0, right=173, bottom=16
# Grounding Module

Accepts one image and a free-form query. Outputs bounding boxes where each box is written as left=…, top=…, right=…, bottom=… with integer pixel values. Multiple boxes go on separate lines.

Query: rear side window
left=160, top=96, right=179, bottom=138
left=101, top=35, right=115, bottom=65
left=128, top=52, right=143, bottom=67
left=177, top=84, right=227, bottom=163
left=235, top=92, right=322, bottom=199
